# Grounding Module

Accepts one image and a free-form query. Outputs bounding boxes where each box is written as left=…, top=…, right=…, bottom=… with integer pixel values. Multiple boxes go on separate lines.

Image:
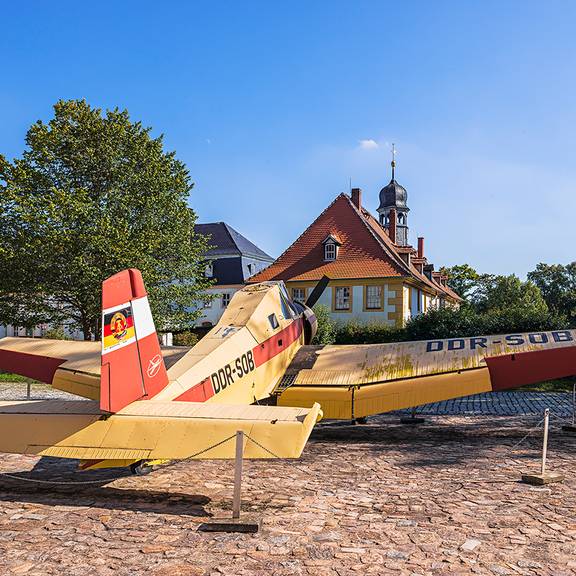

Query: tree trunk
left=81, top=314, right=93, bottom=341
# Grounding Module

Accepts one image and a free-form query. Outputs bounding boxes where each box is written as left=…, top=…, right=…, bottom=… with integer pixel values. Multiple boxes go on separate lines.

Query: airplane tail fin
left=100, top=269, right=169, bottom=413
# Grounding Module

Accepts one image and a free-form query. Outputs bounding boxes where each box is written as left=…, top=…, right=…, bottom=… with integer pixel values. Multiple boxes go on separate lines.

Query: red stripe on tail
left=100, top=269, right=169, bottom=413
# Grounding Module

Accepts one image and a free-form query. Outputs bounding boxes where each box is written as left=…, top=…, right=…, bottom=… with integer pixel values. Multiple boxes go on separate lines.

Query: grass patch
left=0, top=372, right=40, bottom=384
left=512, top=377, right=576, bottom=393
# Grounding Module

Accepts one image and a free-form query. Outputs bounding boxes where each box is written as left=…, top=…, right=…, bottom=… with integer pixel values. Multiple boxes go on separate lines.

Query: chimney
left=417, top=237, right=424, bottom=259
left=388, top=208, right=397, bottom=243
left=351, top=187, right=362, bottom=210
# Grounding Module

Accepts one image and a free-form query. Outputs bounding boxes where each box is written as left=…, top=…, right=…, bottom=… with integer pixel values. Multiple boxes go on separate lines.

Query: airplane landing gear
left=130, top=461, right=153, bottom=476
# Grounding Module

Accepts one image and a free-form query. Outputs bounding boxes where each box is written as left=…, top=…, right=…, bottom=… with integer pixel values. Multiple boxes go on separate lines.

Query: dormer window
left=322, top=234, right=342, bottom=261
left=205, top=263, right=213, bottom=278
left=324, top=242, right=336, bottom=261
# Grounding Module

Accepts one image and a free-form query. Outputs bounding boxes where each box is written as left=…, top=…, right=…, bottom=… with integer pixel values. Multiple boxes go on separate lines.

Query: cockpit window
left=279, top=284, right=299, bottom=318
left=268, top=313, right=280, bottom=330
left=279, top=293, right=293, bottom=319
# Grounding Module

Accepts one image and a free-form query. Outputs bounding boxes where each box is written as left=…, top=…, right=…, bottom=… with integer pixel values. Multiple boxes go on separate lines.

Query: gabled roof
left=249, top=194, right=407, bottom=282
left=249, top=194, right=461, bottom=302
left=322, top=233, right=342, bottom=245
left=195, top=222, right=273, bottom=261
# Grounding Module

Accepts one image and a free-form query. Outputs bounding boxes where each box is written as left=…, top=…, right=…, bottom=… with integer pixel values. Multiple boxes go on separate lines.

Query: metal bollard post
left=232, top=430, right=244, bottom=519
left=541, top=408, right=549, bottom=475
left=522, top=407, right=563, bottom=485
left=400, top=404, right=425, bottom=425
left=562, top=382, right=576, bottom=433
left=26, top=381, right=31, bottom=400
left=572, top=382, right=576, bottom=426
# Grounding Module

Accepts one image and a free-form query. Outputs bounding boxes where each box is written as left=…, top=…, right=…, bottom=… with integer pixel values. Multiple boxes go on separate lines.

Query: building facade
left=249, top=167, right=460, bottom=326
left=194, top=222, right=274, bottom=328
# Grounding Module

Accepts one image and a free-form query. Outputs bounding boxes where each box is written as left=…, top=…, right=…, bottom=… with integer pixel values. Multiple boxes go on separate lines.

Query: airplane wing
left=0, top=337, right=189, bottom=400
left=275, top=329, right=576, bottom=419
left=0, top=399, right=322, bottom=460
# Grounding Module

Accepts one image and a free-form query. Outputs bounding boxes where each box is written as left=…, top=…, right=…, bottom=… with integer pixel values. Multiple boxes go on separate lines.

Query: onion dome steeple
left=376, top=143, right=410, bottom=246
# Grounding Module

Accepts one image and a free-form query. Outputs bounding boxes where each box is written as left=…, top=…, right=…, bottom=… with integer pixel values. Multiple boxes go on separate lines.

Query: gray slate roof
left=195, top=222, right=274, bottom=260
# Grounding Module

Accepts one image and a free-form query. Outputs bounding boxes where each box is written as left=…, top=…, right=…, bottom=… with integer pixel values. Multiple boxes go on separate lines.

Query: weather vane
left=391, top=143, right=396, bottom=180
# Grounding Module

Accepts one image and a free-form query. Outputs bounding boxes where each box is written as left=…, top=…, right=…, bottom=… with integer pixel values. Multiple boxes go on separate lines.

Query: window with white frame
left=334, top=286, right=351, bottom=311
left=292, top=288, right=306, bottom=303
left=221, top=293, right=231, bottom=308
left=205, top=263, right=213, bottom=277
left=365, top=285, right=382, bottom=310
left=324, top=242, right=336, bottom=261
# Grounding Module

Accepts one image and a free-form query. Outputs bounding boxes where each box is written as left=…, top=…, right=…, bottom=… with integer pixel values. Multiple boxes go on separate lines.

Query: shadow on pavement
left=312, top=416, right=576, bottom=468
left=0, top=456, right=212, bottom=516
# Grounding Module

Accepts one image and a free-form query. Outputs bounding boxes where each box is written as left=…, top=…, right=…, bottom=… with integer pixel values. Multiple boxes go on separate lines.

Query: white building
left=194, top=222, right=274, bottom=328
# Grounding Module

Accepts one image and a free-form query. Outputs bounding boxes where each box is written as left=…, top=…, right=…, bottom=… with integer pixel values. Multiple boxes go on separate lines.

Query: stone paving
left=2, top=382, right=575, bottom=418
left=401, top=392, right=574, bottom=418
left=0, top=411, right=575, bottom=576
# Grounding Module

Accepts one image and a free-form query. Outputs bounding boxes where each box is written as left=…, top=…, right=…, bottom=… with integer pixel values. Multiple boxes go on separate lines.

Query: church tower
left=377, top=144, right=410, bottom=246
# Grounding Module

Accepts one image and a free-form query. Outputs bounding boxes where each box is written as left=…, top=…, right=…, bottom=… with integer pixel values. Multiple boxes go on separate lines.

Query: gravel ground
left=0, top=407, right=575, bottom=576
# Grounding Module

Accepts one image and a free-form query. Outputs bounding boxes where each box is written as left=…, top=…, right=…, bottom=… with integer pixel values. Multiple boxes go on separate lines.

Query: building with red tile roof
left=249, top=166, right=461, bottom=327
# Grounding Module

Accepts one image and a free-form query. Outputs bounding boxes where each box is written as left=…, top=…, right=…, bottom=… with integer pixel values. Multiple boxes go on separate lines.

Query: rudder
left=101, top=269, right=169, bottom=413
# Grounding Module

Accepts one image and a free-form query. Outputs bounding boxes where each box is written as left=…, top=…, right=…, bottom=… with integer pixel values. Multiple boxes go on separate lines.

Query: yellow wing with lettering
left=276, top=330, right=576, bottom=419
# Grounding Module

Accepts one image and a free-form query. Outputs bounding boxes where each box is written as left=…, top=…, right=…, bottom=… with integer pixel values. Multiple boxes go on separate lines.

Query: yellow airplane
left=0, top=268, right=574, bottom=473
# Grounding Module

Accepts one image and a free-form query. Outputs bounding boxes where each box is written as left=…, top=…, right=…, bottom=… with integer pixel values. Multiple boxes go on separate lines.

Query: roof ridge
left=221, top=222, right=242, bottom=255
left=350, top=197, right=452, bottom=297
left=221, top=222, right=273, bottom=259
left=248, top=193, right=348, bottom=282
left=345, top=195, right=411, bottom=276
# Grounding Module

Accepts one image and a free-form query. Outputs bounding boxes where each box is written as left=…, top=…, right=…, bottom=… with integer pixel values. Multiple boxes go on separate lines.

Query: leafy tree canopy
left=0, top=99, right=211, bottom=340
left=472, top=273, right=548, bottom=315
left=441, top=265, right=549, bottom=316
left=528, top=262, right=576, bottom=322
left=439, top=264, right=479, bottom=299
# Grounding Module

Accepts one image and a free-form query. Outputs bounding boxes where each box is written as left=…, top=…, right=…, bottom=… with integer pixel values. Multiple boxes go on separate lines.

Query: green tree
left=0, top=99, right=212, bottom=340
left=528, top=262, right=576, bottom=323
left=439, top=264, right=479, bottom=299
left=472, top=274, right=548, bottom=315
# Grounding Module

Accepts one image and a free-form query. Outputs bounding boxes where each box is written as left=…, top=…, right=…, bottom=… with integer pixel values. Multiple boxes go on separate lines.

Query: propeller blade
left=305, top=276, right=330, bottom=308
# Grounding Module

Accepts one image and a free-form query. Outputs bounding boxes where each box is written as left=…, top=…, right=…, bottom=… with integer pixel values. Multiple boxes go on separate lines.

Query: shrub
left=405, top=305, right=568, bottom=342
left=311, top=305, right=336, bottom=345
left=334, top=319, right=403, bottom=344
left=43, top=327, right=71, bottom=340
left=173, top=331, right=199, bottom=347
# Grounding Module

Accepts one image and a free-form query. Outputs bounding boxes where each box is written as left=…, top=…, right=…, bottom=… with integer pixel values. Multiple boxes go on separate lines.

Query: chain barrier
left=502, top=416, right=546, bottom=455
left=549, top=412, right=576, bottom=427
left=434, top=408, right=576, bottom=491
left=244, top=433, right=284, bottom=460
left=0, top=434, right=237, bottom=486
left=1, top=395, right=573, bottom=488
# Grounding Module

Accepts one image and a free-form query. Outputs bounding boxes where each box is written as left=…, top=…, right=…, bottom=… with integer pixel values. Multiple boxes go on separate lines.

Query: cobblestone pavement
left=400, top=392, right=574, bottom=418
left=0, top=413, right=575, bottom=576
left=2, top=382, right=574, bottom=418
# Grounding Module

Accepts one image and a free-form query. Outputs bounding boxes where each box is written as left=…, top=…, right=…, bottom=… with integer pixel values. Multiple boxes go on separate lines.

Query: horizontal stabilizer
left=0, top=400, right=323, bottom=460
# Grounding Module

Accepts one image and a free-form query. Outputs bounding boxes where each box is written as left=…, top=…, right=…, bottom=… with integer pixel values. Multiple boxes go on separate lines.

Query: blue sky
left=1, top=1, right=575, bottom=277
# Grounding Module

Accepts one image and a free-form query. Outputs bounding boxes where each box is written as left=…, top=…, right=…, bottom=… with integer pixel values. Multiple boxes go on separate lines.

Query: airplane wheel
left=130, top=461, right=153, bottom=476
